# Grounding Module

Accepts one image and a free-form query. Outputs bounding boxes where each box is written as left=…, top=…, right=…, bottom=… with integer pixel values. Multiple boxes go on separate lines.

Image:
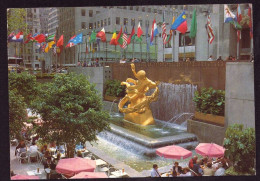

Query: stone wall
left=225, top=62, right=255, bottom=128
left=106, top=61, right=226, bottom=90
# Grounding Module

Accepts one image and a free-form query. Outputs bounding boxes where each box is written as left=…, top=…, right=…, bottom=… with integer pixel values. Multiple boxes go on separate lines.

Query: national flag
left=34, top=34, right=46, bottom=43
left=47, top=34, right=55, bottom=41
left=24, top=33, right=33, bottom=44
left=237, top=5, right=242, bottom=42
left=206, top=15, right=215, bottom=44
left=96, top=28, right=106, bottom=42
left=7, top=32, right=15, bottom=42
left=115, top=27, right=123, bottom=46
left=121, top=27, right=128, bottom=49
left=45, top=41, right=54, bottom=53
left=224, top=4, right=237, bottom=23
left=189, top=9, right=197, bottom=38
left=65, top=35, right=76, bottom=48
left=10, top=31, right=23, bottom=42
left=248, top=5, right=253, bottom=39
left=41, top=43, right=46, bottom=53
left=90, top=30, right=97, bottom=43
left=136, top=22, right=143, bottom=42
left=150, top=19, right=159, bottom=45
left=171, top=11, right=187, bottom=34
left=162, top=21, right=167, bottom=45
left=70, top=33, right=83, bottom=47
left=165, top=16, right=175, bottom=44
left=110, top=30, right=117, bottom=45
left=146, top=24, right=150, bottom=52
left=127, top=24, right=135, bottom=44
left=57, top=35, right=64, bottom=47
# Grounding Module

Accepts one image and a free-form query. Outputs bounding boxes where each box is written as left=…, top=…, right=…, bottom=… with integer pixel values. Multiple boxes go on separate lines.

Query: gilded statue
left=118, top=63, right=159, bottom=125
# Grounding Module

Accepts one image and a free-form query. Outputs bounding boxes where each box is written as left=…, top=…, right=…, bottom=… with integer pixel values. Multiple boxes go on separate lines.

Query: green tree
left=7, top=8, right=28, bottom=35
left=224, top=124, right=255, bottom=174
left=31, top=73, right=110, bottom=158
left=9, top=89, right=27, bottom=140
left=9, top=72, right=40, bottom=107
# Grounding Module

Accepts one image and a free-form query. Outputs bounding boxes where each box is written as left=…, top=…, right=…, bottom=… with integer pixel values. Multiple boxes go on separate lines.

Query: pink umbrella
left=156, top=145, right=192, bottom=159
left=56, top=157, right=96, bottom=177
left=11, top=175, right=39, bottom=180
left=70, top=172, right=108, bottom=179
left=195, top=143, right=225, bottom=157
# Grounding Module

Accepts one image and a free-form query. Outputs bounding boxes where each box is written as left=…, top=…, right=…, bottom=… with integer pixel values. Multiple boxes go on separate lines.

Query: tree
left=31, top=73, right=110, bottom=158
left=9, top=72, right=40, bottom=107
left=7, top=8, right=29, bottom=35
left=224, top=124, right=255, bottom=174
left=9, top=89, right=27, bottom=140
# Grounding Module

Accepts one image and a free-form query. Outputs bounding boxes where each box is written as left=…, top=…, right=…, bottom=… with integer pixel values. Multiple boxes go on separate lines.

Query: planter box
left=104, top=95, right=122, bottom=102
left=194, top=111, right=225, bottom=126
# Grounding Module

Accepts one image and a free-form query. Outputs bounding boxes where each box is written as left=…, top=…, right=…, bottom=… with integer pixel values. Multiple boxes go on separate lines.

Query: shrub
left=223, top=124, right=256, bottom=174
left=104, top=79, right=126, bottom=97
left=193, top=87, right=225, bottom=116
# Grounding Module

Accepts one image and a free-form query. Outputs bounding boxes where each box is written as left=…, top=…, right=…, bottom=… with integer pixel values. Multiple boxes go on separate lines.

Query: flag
left=150, top=19, right=159, bottom=45
left=127, top=24, right=135, bottom=44
left=96, top=28, right=106, bottom=42
left=34, top=34, right=46, bottom=43
left=90, top=30, right=97, bottom=43
left=24, top=33, right=33, bottom=44
left=45, top=41, right=55, bottom=53
left=165, top=16, right=175, bottom=44
left=7, top=32, right=15, bottom=42
left=110, top=30, right=117, bottom=45
left=136, top=22, right=143, bottom=42
left=65, top=35, right=76, bottom=48
left=248, top=5, right=253, bottom=39
left=162, top=21, right=167, bottom=45
left=115, top=27, right=123, bottom=46
left=57, top=35, right=64, bottom=47
left=121, top=27, right=128, bottom=49
left=10, top=31, right=23, bottom=42
left=206, top=15, right=215, bottom=44
left=224, top=4, right=237, bottom=23
left=52, top=44, right=56, bottom=55
left=41, top=43, right=46, bottom=53
left=189, top=9, right=197, bottom=38
left=70, top=33, right=83, bottom=47
left=146, top=24, right=150, bottom=52
left=47, top=34, right=55, bottom=41
left=237, top=5, right=242, bottom=42
left=96, top=38, right=101, bottom=51
left=171, top=11, right=187, bottom=34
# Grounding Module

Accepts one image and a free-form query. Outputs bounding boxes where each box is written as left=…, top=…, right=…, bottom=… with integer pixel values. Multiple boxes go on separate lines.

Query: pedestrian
left=208, top=55, right=213, bottom=61
left=216, top=56, right=223, bottom=61
left=77, top=61, right=81, bottom=67
left=95, top=58, right=99, bottom=67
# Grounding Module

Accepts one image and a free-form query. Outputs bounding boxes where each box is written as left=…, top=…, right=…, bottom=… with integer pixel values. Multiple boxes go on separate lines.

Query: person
left=186, top=58, right=191, bottom=62
left=49, top=162, right=62, bottom=179
left=95, top=58, right=99, bottom=67
left=120, top=58, right=126, bottom=63
left=40, top=144, right=48, bottom=154
left=216, top=56, right=223, bottom=61
left=83, top=61, right=87, bottom=67
left=29, top=142, right=38, bottom=153
left=77, top=61, right=81, bottom=67
left=214, top=163, right=225, bottom=176
left=44, top=150, right=51, bottom=159
left=172, top=161, right=182, bottom=176
left=189, top=156, right=198, bottom=169
left=131, top=58, right=135, bottom=63
left=57, top=144, right=65, bottom=154
left=134, top=58, right=140, bottom=63
left=10, top=170, right=16, bottom=177
left=208, top=55, right=213, bottom=61
left=43, top=156, right=54, bottom=169
left=203, top=162, right=215, bottom=176
left=49, top=141, right=56, bottom=149
left=53, top=151, right=61, bottom=165
left=191, top=160, right=203, bottom=176
left=15, top=140, right=25, bottom=156
left=201, top=156, right=208, bottom=166
left=151, top=164, right=161, bottom=177
left=77, top=150, right=83, bottom=158
left=179, top=167, right=192, bottom=177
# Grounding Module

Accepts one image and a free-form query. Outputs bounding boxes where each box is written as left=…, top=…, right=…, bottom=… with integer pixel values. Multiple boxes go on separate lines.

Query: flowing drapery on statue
left=118, top=63, right=159, bottom=125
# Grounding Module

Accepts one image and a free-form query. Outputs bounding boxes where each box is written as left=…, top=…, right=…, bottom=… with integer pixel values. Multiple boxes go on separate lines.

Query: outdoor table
left=27, top=169, right=44, bottom=176
left=161, top=173, right=172, bottom=177
left=95, top=159, right=107, bottom=166
left=84, top=157, right=91, bottom=160
left=52, top=153, right=66, bottom=159
left=49, top=147, right=56, bottom=155
left=80, top=149, right=89, bottom=157
left=111, top=170, right=128, bottom=178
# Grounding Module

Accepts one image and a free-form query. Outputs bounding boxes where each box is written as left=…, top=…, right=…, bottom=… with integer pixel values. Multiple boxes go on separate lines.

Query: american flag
left=53, top=45, right=56, bottom=55
left=206, top=15, right=215, bottom=44
left=162, top=21, right=167, bottom=44
left=121, top=28, right=128, bottom=49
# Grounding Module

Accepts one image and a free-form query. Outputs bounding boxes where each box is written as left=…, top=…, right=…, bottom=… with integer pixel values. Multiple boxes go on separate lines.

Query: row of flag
left=8, top=4, right=253, bottom=55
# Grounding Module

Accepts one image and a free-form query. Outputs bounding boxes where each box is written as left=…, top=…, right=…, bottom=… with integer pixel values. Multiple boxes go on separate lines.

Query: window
left=34, top=15, right=36, bottom=18
left=123, top=6, right=127, bottom=9
left=131, top=19, right=135, bottom=26
left=158, top=10, right=162, bottom=14
left=124, top=18, right=128, bottom=25
left=108, top=18, right=110, bottom=25
left=104, top=19, right=107, bottom=26
left=136, top=6, right=139, bottom=11
left=94, top=22, right=96, bottom=29
left=96, top=11, right=100, bottom=14
left=81, top=22, right=86, bottom=29
left=89, top=10, right=93, bottom=17
left=140, top=20, right=143, bottom=26
left=101, top=20, right=103, bottom=27
left=179, top=32, right=194, bottom=46
left=153, top=9, right=157, bottom=13
left=148, top=8, right=151, bottom=13
left=142, top=7, right=145, bottom=12
left=89, top=23, right=93, bottom=29
left=35, top=28, right=38, bottom=33
left=130, top=6, right=133, bottom=10
left=81, top=9, right=85, bottom=16
left=146, top=20, right=149, bottom=26
left=34, top=9, right=36, bottom=13
left=116, top=17, right=120, bottom=25
left=97, top=21, right=100, bottom=28
left=36, top=56, right=38, bottom=60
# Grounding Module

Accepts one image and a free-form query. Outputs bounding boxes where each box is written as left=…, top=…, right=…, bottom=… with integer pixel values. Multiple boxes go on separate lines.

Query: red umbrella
left=11, top=175, right=39, bottom=180
left=56, top=157, right=96, bottom=177
left=195, top=143, right=225, bottom=157
left=156, top=145, right=192, bottom=159
left=70, top=172, right=108, bottom=179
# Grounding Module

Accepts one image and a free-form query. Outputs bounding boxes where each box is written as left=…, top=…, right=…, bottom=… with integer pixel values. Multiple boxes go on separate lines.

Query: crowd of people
left=151, top=155, right=230, bottom=177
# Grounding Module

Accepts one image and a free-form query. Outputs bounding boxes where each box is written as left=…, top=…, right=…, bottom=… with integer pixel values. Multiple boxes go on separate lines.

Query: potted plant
left=104, top=79, right=126, bottom=101
left=193, top=87, right=225, bottom=126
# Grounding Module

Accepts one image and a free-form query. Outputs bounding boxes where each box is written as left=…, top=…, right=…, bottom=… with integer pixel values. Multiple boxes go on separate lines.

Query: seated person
left=49, top=163, right=62, bottom=179
left=151, top=164, right=161, bottom=177
left=75, top=143, right=84, bottom=151
left=40, top=144, right=48, bottom=154
left=189, top=156, right=198, bottom=169
left=76, top=150, right=83, bottom=158
left=44, top=150, right=51, bottom=159
left=29, top=142, right=38, bottom=153
left=214, top=163, right=225, bottom=176
left=43, top=156, right=54, bottom=169
left=19, top=145, right=27, bottom=156
left=191, top=160, right=203, bottom=176
left=53, top=152, right=61, bottom=165
left=10, top=170, right=16, bottom=177
left=15, top=140, right=25, bottom=156
left=172, top=161, right=182, bottom=176
left=201, top=156, right=208, bottom=166
left=179, top=167, right=192, bottom=177
left=57, top=145, right=65, bottom=154
left=49, top=141, right=57, bottom=149
left=203, top=162, right=215, bottom=176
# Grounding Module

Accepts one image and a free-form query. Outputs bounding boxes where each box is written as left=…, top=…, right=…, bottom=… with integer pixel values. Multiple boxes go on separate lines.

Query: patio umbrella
left=70, top=172, right=108, bottom=179
left=156, top=145, right=192, bottom=159
left=195, top=143, right=225, bottom=157
left=56, top=157, right=96, bottom=177
left=11, top=175, right=39, bottom=180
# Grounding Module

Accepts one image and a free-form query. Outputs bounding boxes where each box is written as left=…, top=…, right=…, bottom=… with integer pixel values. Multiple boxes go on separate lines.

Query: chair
left=37, top=151, right=44, bottom=163
left=29, top=151, right=38, bottom=163
left=18, top=152, right=29, bottom=164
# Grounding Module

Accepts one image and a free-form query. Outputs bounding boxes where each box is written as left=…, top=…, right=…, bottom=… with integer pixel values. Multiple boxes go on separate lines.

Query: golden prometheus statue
left=118, top=63, right=159, bottom=125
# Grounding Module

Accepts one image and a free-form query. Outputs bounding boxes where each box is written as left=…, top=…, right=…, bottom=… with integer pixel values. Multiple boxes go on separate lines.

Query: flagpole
left=237, top=31, right=239, bottom=60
